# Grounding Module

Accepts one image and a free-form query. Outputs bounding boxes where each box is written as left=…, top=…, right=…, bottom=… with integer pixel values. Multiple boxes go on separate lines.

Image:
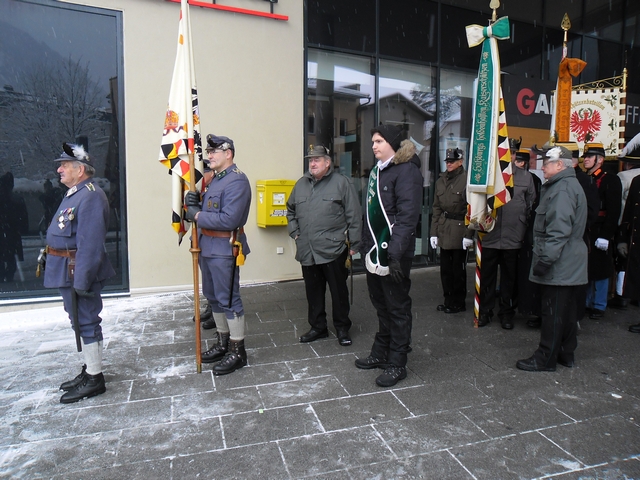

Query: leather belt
left=444, top=211, right=465, bottom=221
left=201, top=227, right=244, bottom=238
left=46, top=246, right=77, bottom=258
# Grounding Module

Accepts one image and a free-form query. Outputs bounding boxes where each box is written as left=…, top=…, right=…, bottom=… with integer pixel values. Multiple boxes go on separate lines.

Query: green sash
left=365, top=165, right=392, bottom=275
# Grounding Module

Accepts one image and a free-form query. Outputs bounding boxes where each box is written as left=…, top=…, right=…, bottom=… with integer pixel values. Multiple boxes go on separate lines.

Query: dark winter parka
left=430, top=165, right=473, bottom=250
left=620, top=174, right=640, bottom=300
left=529, top=167, right=588, bottom=286
left=588, top=168, right=622, bottom=280
left=360, top=140, right=423, bottom=261
left=482, top=166, right=536, bottom=249
left=287, top=164, right=362, bottom=266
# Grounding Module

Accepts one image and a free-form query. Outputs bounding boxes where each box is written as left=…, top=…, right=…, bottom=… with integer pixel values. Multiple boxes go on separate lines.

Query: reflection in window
left=307, top=50, right=374, bottom=185
left=0, top=0, right=126, bottom=300
left=374, top=60, right=435, bottom=257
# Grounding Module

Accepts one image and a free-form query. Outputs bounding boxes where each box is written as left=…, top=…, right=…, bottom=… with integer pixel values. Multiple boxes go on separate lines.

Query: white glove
left=462, top=238, right=474, bottom=250
left=595, top=238, right=609, bottom=251
left=430, top=237, right=438, bottom=249
left=617, top=243, right=629, bottom=256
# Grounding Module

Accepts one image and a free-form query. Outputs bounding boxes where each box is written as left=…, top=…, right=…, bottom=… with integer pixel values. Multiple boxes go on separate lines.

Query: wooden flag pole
left=188, top=151, right=202, bottom=373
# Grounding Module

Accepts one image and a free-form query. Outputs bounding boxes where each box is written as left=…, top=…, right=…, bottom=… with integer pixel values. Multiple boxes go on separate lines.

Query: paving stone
left=279, top=426, right=394, bottom=477
left=221, top=404, right=323, bottom=447
left=171, top=442, right=289, bottom=478
left=374, top=410, right=490, bottom=458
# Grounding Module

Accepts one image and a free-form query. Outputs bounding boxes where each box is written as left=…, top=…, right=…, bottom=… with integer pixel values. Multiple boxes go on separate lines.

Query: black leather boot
left=192, top=303, right=213, bottom=322
left=60, top=364, right=87, bottom=391
left=212, top=339, right=247, bottom=375
left=201, top=332, right=230, bottom=363
left=60, top=372, right=106, bottom=404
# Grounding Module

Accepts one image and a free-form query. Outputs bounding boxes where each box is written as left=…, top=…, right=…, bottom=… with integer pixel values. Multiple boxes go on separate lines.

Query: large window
left=0, top=0, right=127, bottom=301
left=307, top=50, right=374, bottom=200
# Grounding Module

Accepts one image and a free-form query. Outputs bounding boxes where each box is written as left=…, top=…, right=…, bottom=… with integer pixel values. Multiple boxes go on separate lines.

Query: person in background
left=477, top=145, right=536, bottom=329
left=287, top=145, right=362, bottom=347
left=430, top=147, right=473, bottom=314
left=192, top=163, right=216, bottom=329
left=356, top=124, right=422, bottom=388
left=610, top=144, right=640, bottom=310
left=44, top=143, right=115, bottom=403
left=513, top=148, right=542, bottom=328
left=517, top=145, right=587, bottom=371
left=582, top=142, right=622, bottom=319
left=619, top=175, right=640, bottom=332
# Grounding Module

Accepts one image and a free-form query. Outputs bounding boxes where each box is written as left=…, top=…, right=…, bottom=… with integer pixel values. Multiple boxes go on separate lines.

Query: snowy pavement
left=1, top=267, right=639, bottom=479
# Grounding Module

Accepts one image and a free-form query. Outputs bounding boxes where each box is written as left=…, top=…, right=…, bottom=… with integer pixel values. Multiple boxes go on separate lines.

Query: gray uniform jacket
left=529, top=167, right=588, bottom=286
left=44, top=178, right=115, bottom=290
left=430, top=166, right=473, bottom=250
left=483, top=166, right=536, bottom=249
left=287, top=165, right=362, bottom=266
left=197, top=164, right=251, bottom=258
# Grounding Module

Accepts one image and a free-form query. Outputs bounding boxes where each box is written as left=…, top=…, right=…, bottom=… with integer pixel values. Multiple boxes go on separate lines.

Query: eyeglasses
left=542, top=159, right=560, bottom=166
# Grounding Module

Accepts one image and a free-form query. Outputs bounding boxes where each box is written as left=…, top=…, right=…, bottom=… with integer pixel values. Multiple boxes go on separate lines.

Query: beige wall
left=72, top=0, right=305, bottom=294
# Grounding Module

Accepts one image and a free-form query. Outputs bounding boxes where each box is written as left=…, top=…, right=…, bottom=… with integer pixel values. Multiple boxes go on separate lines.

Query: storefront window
left=0, top=0, right=127, bottom=301
left=374, top=60, right=435, bottom=257
left=306, top=0, right=376, bottom=53
left=307, top=51, right=375, bottom=174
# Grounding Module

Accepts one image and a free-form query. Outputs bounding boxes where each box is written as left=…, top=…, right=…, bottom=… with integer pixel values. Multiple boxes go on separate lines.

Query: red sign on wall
left=166, top=0, right=288, bottom=21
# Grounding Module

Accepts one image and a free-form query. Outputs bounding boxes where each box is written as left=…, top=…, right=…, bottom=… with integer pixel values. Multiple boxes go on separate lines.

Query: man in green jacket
left=516, top=145, right=587, bottom=371
left=287, top=145, right=362, bottom=346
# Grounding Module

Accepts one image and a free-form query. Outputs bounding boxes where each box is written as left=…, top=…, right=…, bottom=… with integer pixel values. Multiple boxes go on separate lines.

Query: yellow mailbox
left=256, top=179, right=296, bottom=227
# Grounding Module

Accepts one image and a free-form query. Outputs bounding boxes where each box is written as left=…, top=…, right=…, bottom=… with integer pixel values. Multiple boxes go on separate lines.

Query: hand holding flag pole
left=160, top=0, right=205, bottom=372
left=466, top=0, right=514, bottom=326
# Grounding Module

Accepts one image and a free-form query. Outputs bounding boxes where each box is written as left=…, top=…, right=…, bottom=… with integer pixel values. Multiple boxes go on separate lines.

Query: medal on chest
left=57, top=207, right=77, bottom=229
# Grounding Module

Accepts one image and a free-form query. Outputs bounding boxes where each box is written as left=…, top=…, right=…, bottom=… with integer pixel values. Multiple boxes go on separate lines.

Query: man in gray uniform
left=45, top=143, right=115, bottom=404
left=185, top=134, right=251, bottom=375
left=287, top=145, right=362, bottom=346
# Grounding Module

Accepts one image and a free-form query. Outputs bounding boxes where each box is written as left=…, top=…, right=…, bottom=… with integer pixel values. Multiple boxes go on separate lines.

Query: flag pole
left=189, top=152, right=203, bottom=373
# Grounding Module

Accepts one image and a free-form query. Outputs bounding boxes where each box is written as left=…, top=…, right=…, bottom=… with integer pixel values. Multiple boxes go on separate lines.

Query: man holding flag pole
left=159, top=0, right=206, bottom=372
left=465, top=0, right=514, bottom=327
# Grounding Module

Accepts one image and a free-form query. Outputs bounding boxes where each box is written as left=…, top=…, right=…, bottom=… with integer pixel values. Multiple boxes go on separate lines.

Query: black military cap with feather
left=54, top=143, right=92, bottom=166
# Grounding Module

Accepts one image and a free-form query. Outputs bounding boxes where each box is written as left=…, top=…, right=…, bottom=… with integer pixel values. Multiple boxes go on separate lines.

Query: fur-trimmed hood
left=393, top=139, right=418, bottom=165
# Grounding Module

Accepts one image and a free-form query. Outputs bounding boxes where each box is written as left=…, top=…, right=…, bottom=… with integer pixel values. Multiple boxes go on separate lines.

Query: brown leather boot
left=201, top=331, right=230, bottom=363
left=212, top=339, right=247, bottom=375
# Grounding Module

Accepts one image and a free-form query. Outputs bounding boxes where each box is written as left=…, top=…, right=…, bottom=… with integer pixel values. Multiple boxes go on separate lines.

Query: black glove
left=74, top=288, right=95, bottom=298
left=532, top=261, right=552, bottom=277
left=184, top=205, right=201, bottom=222
left=388, top=258, right=405, bottom=283
left=184, top=191, right=201, bottom=207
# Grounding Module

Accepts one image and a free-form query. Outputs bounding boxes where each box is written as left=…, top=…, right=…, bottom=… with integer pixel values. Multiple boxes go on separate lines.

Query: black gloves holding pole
left=184, top=192, right=202, bottom=222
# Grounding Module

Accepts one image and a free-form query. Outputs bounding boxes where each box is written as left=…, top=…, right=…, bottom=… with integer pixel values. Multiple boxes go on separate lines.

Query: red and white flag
left=159, top=0, right=204, bottom=244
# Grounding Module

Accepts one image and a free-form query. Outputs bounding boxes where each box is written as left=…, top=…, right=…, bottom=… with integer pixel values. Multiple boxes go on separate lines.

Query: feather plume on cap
left=55, top=143, right=91, bottom=165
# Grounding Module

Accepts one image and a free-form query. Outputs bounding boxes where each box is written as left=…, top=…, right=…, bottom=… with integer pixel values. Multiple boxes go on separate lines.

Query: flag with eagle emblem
left=159, top=0, right=204, bottom=244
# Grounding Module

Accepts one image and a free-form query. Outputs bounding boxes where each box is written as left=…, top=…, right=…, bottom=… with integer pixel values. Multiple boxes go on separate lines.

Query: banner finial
left=490, top=0, right=499, bottom=22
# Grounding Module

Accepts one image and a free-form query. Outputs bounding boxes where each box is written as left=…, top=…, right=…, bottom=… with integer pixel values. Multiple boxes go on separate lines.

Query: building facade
left=0, top=0, right=638, bottom=304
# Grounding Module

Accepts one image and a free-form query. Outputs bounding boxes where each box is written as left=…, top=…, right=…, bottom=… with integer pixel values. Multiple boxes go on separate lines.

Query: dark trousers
left=366, top=257, right=413, bottom=367
left=533, top=285, right=579, bottom=368
left=440, top=248, right=467, bottom=308
left=302, top=249, right=351, bottom=332
left=479, top=248, right=519, bottom=320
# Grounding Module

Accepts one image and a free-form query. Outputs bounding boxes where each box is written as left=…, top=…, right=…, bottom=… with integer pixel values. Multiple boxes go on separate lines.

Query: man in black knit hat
left=355, top=124, right=423, bottom=387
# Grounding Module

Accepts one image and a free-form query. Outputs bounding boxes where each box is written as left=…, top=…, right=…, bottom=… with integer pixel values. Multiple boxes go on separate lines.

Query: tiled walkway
left=1, top=267, right=639, bottom=479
